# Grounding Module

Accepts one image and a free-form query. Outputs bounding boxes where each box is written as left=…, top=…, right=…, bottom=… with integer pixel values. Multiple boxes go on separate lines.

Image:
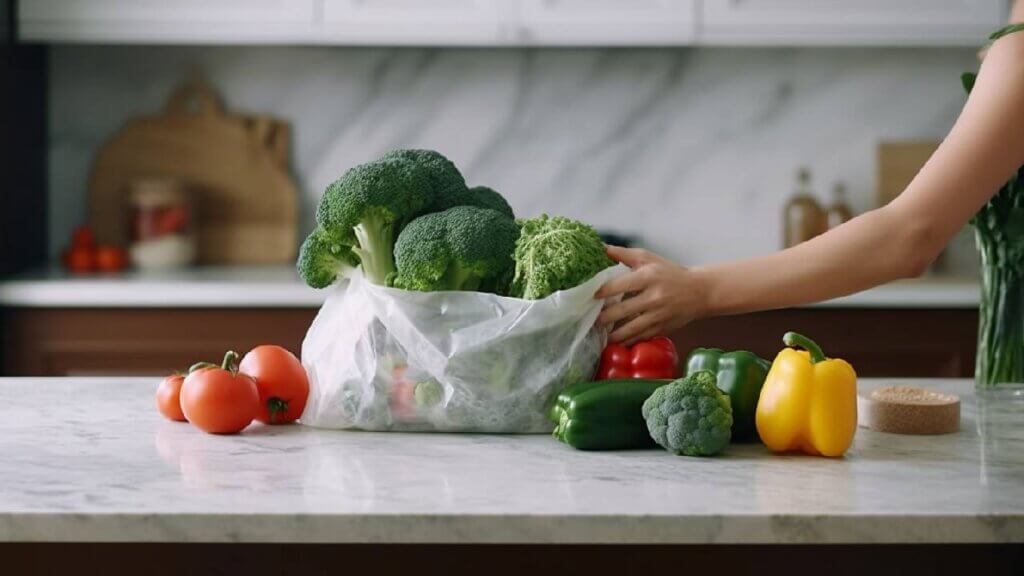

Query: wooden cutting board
left=89, top=80, right=298, bottom=264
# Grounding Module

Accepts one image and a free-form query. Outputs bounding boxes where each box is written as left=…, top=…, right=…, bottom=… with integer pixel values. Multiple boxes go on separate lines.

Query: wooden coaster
left=857, top=386, right=960, bottom=435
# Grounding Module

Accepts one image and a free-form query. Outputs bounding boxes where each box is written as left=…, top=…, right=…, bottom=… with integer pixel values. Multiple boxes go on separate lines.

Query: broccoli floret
left=391, top=206, right=518, bottom=293
left=434, top=185, right=515, bottom=219
left=642, top=371, right=733, bottom=457
left=381, top=149, right=466, bottom=198
left=315, top=157, right=435, bottom=285
left=380, top=150, right=515, bottom=218
left=297, top=226, right=360, bottom=289
left=509, top=214, right=614, bottom=300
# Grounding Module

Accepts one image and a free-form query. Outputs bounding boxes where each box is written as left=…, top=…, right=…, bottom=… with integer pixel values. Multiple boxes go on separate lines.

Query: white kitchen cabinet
left=517, top=0, right=697, bottom=45
left=17, top=0, right=317, bottom=44
left=700, top=0, right=1010, bottom=46
left=15, top=0, right=1013, bottom=46
left=320, top=0, right=507, bottom=45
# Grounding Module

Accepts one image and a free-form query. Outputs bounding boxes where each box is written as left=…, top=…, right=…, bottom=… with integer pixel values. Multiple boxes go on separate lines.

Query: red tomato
left=180, top=351, right=259, bottom=434
left=95, top=245, right=129, bottom=272
left=156, top=374, right=187, bottom=422
left=72, top=225, right=96, bottom=249
left=63, top=246, right=96, bottom=273
left=239, top=345, right=310, bottom=424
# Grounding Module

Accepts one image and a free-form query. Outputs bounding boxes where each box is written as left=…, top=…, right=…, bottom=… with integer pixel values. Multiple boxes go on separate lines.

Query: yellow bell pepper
left=755, top=332, right=857, bottom=457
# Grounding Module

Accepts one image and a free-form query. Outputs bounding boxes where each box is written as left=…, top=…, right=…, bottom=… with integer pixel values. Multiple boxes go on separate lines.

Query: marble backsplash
left=48, top=45, right=982, bottom=273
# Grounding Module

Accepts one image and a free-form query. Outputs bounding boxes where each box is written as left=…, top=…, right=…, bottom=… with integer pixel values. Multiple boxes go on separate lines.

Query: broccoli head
left=314, top=157, right=434, bottom=285
left=434, top=185, right=515, bottom=219
left=642, top=371, right=733, bottom=457
left=391, top=205, right=518, bottom=293
left=297, top=226, right=360, bottom=289
left=509, top=214, right=614, bottom=300
left=381, top=149, right=466, bottom=198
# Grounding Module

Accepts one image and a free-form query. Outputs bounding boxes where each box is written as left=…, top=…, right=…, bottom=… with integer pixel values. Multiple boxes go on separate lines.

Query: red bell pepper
left=596, top=336, right=678, bottom=380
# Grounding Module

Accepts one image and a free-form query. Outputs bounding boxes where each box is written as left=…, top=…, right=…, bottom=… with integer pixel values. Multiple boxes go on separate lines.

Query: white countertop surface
left=0, top=266, right=981, bottom=309
left=1, top=377, right=1021, bottom=544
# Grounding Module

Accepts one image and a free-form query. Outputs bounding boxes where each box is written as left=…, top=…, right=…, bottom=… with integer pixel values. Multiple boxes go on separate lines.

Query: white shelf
left=16, top=0, right=1010, bottom=46
left=0, top=265, right=980, bottom=309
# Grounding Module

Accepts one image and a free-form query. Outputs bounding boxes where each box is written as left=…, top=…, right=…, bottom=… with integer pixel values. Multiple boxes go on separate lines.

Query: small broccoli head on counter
left=642, top=371, right=733, bottom=457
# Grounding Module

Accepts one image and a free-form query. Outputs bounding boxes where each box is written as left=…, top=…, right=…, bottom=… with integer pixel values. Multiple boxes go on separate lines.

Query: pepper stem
left=221, top=350, right=240, bottom=374
left=783, top=332, right=826, bottom=364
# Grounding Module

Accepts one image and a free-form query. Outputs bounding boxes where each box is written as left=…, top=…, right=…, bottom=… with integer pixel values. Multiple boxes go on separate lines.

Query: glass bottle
left=783, top=168, right=825, bottom=248
left=826, top=182, right=853, bottom=229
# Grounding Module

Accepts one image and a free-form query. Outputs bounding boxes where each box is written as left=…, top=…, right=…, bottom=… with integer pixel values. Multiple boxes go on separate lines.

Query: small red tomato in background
left=95, top=245, right=129, bottom=273
left=71, top=225, right=96, bottom=249
left=62, top=246, right=96, bottom=273
left=156, top=374, right=187, bottom=422
left=240, top=345, right=310, bottom=424
left=180, top=351, right=259, bottom=434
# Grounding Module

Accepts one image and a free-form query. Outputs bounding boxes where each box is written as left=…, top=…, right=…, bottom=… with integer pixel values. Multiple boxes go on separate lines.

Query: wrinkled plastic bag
left=300, top=265, right=627, bottom=432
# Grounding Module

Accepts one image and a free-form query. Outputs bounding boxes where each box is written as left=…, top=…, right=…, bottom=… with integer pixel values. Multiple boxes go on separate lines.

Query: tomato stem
left=221, top=350, right=240, bottom=374
left=188, top=361, right=217, bottom=374
left=267, top=397, right=290, bottom=424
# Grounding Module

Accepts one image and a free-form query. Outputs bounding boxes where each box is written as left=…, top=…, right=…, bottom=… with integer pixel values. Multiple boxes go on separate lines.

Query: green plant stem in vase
left=963, top=24, right=1024, bottom=392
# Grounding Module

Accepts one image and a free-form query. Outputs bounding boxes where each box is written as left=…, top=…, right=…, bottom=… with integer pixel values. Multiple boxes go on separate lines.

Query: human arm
left=598, top=6, right=1024, bottom=344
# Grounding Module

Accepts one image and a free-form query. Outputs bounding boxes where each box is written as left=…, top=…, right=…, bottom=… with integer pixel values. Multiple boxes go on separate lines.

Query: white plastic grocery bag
left=300, top=264, right=627, bottom=432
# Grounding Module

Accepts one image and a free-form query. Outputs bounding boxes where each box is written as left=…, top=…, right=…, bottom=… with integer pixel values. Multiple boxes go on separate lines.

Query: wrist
left=688, top=265, right=716, bottom=320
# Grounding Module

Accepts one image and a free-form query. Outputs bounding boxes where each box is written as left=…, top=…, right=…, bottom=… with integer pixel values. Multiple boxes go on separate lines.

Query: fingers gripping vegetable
left=510, top=214, right=614, bottom=300
left=642, top=371, right=733, bottom=457
left=239, top=345, right=310, bottom=425
left=551, top=379, right=664, bottom=451
left=156, top=374, right=187, bottom=422
left=755, top=332, right=857, bottom=457
left=180, top=351, right=260, bottom=435
left=597, top=337, right=678, bottom=380
left=390, top=206, right=519, bottom=293
left=685, top=348, right=770, bottom=442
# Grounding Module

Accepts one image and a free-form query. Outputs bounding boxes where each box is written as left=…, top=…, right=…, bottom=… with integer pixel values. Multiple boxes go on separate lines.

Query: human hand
left=595, top=246, right=707, bottom=345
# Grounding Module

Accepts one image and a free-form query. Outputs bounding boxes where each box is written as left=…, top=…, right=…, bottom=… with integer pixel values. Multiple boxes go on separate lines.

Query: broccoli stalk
left=350, top=209, right=399, bottom=286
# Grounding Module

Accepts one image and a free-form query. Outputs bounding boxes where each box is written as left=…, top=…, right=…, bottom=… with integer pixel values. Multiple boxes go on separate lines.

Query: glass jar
left=127, top=179, right=197, bottom=269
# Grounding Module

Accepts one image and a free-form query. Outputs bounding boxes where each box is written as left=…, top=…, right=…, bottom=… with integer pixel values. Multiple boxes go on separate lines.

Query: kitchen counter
left=1, top=377, right=1021, bottom=544
left=0, top=266, right=981, bottom=308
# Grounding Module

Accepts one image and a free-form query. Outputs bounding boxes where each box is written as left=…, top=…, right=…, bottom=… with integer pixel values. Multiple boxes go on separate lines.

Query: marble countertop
left=0, top=266, right=980, bottom=309
left=1, top=377, right=1021, bottom=544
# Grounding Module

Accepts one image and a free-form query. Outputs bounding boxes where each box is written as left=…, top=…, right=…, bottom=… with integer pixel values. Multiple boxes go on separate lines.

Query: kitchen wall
left=49, top=45, right=981, bottom=273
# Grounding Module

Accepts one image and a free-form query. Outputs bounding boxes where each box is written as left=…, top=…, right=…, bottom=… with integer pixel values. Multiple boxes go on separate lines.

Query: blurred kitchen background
left=0, top=1, right=1007, bottom=377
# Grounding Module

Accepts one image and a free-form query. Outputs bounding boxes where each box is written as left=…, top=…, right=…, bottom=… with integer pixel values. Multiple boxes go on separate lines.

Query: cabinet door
left=18, top=0, right=316, bottom=43
left=519, top=0, right=697, bottom=45
left=700, top=0, right=1009, bottom=46
left=321, top=0, right=506, bottom=45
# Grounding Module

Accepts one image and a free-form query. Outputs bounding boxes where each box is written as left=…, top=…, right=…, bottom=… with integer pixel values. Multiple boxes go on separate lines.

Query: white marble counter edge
left=0, top=279, right=980, bottom=309
left=2, top=512, right=1021, bottom=544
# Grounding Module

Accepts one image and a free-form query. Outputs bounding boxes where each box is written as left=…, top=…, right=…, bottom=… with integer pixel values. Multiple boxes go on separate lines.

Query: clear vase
left=975, top=231, right=1024, bottom=394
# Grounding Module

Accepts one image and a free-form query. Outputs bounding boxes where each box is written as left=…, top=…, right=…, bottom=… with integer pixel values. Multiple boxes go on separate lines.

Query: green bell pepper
left=550, top=379, right=666, bottom=451
left=685, top=348, right=770, bottom=442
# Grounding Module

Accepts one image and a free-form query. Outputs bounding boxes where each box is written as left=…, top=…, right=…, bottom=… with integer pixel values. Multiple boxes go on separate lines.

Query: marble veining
left=48, top=46, right=982, bottom=274
left=1, top=378, right=1022, bottom=543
